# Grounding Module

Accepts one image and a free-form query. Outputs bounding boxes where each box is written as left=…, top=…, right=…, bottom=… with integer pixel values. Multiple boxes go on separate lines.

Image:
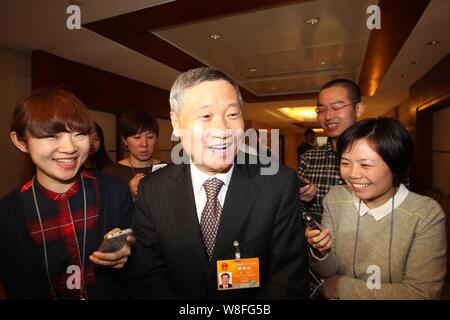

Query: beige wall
left=433, top=107, right=450, bottom=195
left=0, top=47, right=31, bottom=197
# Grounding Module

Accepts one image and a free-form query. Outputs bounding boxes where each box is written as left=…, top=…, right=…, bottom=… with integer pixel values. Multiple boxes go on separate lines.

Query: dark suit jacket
left=129, top=157, right=309, bottom=299
left=219, top=284, right=232, bottom=289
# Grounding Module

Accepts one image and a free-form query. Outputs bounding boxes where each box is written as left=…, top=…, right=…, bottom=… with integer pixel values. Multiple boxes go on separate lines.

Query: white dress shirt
left=190, top=163, right=234, bottom=223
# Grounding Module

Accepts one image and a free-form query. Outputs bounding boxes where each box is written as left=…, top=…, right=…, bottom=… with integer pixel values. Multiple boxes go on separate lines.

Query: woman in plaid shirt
left=0, top=87, right=135, bottom=299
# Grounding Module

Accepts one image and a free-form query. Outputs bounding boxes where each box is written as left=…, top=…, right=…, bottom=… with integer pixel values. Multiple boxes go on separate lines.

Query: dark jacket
left=0, top=172, right=133, bottom=300
left=129, top=156, right=309, bottom=299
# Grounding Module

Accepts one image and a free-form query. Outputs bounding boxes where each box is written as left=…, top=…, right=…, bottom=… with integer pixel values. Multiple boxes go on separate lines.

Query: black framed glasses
left=315, top=101, right=359, bottom=114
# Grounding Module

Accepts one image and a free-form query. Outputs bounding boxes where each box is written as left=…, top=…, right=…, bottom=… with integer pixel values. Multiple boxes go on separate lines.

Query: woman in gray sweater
left=306, top=117, right=447, bottom=299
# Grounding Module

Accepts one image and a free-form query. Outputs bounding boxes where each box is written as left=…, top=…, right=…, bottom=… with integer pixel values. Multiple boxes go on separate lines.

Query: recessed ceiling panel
left=154, top=0, right=377, bottom=96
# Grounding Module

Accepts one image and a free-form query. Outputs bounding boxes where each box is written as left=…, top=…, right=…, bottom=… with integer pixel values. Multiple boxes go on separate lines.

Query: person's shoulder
left=306, top=144, right=327, bottom=155
left=101, top=162, right=125, bottom=173
left=151, top=162, right=175, bottom=176
left=0, top=187, right=22, bottom=227
left=140, top=163, right=177, bottom=185
left=401, top=191, right=445, bottom=221
left=299, top=144, right=327, bottom=161
left=299, top=141, right=310, bottom=148
left=1, top=179, right=32, bottom=206
left=84, top=170, right=129, bottom=193
left=0, top=188, right=21, bottom=209
left=325, top=184, right=352, bottom=201
left=236, top=154, right=297, bottom=183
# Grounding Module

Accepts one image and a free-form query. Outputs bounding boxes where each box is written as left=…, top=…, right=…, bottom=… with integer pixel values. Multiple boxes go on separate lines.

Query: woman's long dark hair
left=89, top=122, right=113, bottom=171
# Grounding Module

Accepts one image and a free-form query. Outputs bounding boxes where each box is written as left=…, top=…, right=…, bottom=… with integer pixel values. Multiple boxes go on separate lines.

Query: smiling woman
left=9, top=88, right=94, bottom=192
left=0, top=87, right=136, bottom=300
left=306, top=118, right=447, bottom=300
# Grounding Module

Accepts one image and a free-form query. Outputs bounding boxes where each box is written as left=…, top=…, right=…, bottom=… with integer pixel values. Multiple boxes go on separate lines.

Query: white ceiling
left=1, top=0, right=449, bottom=133
left=155, top=0, right=375, bottom=96
left=0, top=0, right=179, bottom=90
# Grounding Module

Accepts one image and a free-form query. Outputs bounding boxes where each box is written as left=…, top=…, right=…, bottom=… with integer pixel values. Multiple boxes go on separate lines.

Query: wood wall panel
left=32, top=50, right=170, bottom=119
left=410, top=54, right=450, bottom=110
left=409, top=55, right=450, bottom=194
left=359, top=0, right=430, bottom=96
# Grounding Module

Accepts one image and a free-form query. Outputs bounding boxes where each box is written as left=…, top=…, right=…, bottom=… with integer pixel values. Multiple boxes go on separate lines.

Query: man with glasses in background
left=298, top=79, right=365, bottom=222
left=298, top=79, right=365, bottom=299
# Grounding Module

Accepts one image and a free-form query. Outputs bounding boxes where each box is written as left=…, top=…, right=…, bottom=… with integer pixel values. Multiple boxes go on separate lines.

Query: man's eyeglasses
left=315, top=102, right=359, bottom=114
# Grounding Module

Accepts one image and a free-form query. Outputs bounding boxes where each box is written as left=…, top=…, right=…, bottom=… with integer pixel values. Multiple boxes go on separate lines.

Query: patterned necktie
left=200, top=178, right=224, bottom=261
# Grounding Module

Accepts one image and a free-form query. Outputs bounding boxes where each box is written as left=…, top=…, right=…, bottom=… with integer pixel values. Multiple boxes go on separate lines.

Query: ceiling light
left=269, top=86, right=277, bottom=90
left=317, top=60, right=327, bottom=66
left=306, top=17, right=320, bottom=25
left=249, top=68, right=257, bottom=72
left=312, top=128, right=324, bottom=133
left=411, top=60, right=421, bottom=65
left=426, top=40, right=440, bottom=46
left=209, top=34, right=221, bottom=40
left=279, top=107, right=317, bottom=122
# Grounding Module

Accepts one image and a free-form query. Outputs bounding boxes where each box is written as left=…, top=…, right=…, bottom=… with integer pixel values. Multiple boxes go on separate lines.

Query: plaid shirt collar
left=323, top=138, right=336, bottom=157
left=34, top=177, right=81, bottom=201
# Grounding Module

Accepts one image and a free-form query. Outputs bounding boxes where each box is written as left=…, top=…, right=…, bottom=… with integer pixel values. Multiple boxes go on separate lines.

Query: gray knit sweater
left=310, top=185, right=447, bottom=299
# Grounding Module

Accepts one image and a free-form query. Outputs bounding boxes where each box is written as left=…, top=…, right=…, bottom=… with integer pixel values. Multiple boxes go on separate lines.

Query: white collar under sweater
left=352, top=184, right=409, bottom=221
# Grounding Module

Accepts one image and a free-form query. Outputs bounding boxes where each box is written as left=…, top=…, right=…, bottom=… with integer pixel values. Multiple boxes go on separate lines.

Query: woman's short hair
left=11, top=87, right=94, bottom=140
left=120, top=109, right=159, bottom=139
left=337, top=117, right=414, bottom=186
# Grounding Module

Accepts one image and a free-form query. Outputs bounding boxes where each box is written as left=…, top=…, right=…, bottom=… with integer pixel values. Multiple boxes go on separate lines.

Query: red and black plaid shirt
left=21, top=171, right=100, bottom=299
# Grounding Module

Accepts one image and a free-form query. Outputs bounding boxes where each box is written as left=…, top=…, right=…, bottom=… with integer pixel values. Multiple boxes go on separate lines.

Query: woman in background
left=84, top=122, right=113, bottom=171
left=102, top=110, right=165, bottom=199
left=306, top=117, right=446, bottom=299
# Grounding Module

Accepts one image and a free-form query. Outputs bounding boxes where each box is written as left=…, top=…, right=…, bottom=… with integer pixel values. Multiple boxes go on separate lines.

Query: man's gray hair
left=169, top=67, right=243, bottom=114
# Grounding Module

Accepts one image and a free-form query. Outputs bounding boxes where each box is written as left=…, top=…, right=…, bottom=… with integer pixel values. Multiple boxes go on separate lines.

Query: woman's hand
left=128, top=173, right=145, bottom=200
left=89, top=228, right=136, bottom=269
left=304, top=226, right=332, bottom=255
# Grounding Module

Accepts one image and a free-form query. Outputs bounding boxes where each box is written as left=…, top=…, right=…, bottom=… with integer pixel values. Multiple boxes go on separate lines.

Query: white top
left=190, top=163, right=234, bottom=223
left=353, top=184, right=409, bottom=221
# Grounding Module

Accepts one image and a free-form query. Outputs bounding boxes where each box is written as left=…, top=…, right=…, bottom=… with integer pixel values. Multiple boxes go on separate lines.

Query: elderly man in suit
left=129, top=67, right=309, bottom=299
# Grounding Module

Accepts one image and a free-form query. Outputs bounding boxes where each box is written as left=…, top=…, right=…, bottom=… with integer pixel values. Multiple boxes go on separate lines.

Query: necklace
left=128, top=157, right=152, bottom=176
left=31, top=173, right=88, bottom=300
